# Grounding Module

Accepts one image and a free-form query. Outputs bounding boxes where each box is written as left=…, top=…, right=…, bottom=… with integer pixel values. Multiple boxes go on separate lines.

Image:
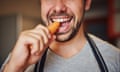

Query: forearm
left=1, top=54, right=25, bottom=72
left=3, top=61, right=26, bottom=72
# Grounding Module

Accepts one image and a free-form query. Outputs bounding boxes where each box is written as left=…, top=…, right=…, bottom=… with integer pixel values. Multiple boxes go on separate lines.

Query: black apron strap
left=85, top=33, right=108, bottom=72
left=34, top=48, right=48, bottom=72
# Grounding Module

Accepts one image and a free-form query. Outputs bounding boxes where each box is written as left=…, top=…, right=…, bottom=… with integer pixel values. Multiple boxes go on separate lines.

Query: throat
left=49, top=37, right=87, bottom=59
left=50, top=47, right=82, bottom=59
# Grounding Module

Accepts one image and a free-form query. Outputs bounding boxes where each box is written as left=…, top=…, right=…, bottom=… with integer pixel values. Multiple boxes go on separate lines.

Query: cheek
left=71, top=8, right=84, bottom=28
left=69, top=1, right=84, bottom=17
left=71, top=5, right=84, bottom=21
left=41, top=6, right=47, bottom=19
left=41, top=4, right=52, bottom=22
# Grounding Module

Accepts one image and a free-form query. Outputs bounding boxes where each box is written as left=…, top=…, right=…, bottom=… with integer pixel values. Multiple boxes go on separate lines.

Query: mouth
left=49, top=16, right=73, bottom=34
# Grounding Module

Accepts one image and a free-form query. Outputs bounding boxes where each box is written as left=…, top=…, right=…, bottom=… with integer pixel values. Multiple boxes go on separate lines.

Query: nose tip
left=53, top=1, right=67, bottom=13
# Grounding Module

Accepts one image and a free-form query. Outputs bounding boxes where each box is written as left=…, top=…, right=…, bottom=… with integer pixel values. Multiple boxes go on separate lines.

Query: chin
left=55, top=29, right=75, bottom=42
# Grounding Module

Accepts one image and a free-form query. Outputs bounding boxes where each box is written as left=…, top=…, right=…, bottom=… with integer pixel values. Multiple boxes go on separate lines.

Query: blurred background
left=0, top=0, right=120, bottom=67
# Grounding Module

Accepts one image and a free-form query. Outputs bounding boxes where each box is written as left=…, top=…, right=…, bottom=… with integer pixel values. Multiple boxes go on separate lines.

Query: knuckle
left=33, top=38, right=39, bottom=43
left=20, top=31, right=29, bottom=37
left=21, top=31, right=26, bottom=36
left=35, top=24, right=44, bottom=29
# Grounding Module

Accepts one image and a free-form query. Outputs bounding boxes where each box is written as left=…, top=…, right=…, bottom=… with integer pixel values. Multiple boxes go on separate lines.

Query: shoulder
left=89, top=34, right=120, bottom=53
left=89, top=34, right=120, bottom=72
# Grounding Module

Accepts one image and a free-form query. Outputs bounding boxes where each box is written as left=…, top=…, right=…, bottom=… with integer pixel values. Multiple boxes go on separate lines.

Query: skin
left=3, top=0, right=91, bottom=72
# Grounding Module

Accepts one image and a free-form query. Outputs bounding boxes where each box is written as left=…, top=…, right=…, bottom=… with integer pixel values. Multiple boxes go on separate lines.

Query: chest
left=44, top=48, right=100, bottom=72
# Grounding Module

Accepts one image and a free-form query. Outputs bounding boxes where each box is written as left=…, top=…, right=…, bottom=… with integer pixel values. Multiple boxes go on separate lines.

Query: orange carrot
left=48, top=22, right=60, bottom=34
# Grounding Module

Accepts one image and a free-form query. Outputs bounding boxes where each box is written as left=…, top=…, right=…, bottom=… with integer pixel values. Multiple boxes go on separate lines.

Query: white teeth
left=52, top=18, right=70, bottom=22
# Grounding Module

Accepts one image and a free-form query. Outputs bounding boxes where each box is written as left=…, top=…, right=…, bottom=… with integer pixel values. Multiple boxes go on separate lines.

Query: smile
left=49, top=16, right=73, bottom=34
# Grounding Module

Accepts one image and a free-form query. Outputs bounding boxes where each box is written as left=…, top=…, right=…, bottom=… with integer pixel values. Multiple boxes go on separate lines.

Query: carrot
left=48, top=22, right=60, bottom=34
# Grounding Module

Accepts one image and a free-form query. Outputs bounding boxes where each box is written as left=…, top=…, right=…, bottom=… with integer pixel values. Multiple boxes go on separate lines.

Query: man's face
left=41, top=0, right=90, bottom=42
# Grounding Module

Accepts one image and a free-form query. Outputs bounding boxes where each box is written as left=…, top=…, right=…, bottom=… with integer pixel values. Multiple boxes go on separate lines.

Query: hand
left=4, top=24, right=55, bottom=72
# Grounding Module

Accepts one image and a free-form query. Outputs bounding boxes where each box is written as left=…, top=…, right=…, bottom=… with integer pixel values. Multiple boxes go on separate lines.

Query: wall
left=0, top=15, right=17, bottom=67
left=0, top=0, right=40, bottom=18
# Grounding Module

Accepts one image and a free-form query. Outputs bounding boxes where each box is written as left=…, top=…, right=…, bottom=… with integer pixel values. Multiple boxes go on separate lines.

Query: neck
left=49, top=24, right=87, bottom=58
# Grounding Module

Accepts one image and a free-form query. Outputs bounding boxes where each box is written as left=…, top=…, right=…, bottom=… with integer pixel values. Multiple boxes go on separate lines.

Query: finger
left=26, top=30, right=49, bottom=54
left=25, top=32, right=44, bottom=55
left=28, top=29, right=50, bottom=44
left=22, top=33, right=41, bottom=55
left=35, top=24, right=51, bottom=38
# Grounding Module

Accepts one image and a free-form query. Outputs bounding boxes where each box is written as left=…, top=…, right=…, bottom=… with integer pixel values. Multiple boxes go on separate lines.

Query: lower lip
left=58, top=22, right=71, bottom=33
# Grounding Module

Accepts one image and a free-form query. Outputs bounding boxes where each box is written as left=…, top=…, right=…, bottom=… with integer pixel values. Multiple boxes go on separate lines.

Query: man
left=1, top=0, right=120, bottom=72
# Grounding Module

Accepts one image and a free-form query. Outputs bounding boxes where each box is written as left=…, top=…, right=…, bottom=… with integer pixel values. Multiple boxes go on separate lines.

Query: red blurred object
left=108, top=0, right=120, bottom=39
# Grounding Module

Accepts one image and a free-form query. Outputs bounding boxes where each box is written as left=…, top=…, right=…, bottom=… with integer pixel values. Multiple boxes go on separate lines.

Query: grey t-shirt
left=1, top=35, right=120, bottom=72
left=44, top=42, right=100, bottom=72
left=44, top=35, right=120, bottom=72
